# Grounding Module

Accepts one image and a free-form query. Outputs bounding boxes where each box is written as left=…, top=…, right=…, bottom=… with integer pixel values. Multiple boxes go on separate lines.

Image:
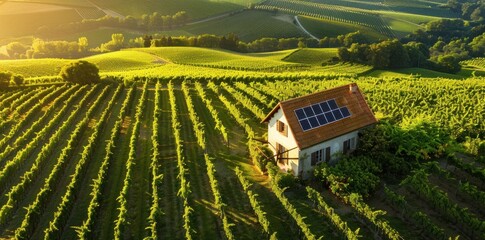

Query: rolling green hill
left=1, top=46, right=471, bottom=80
left=366, top=67, right=464, bottom=79
left=90, top=0, right=254, bottom=19
left=0, top=51, right=162, bottom=77
left=298, top=16, right=388, bottom=40
left=282, top=48, right=338, bottom=65
left=134, top=47, right=302, bottom=70
left=182, top=10, right=306, bottom=41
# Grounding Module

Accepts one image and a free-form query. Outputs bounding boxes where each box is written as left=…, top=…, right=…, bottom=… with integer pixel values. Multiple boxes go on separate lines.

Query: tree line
left=36, top=11, right=188, bottom=37
left=338, top=17, right=485, bottom=73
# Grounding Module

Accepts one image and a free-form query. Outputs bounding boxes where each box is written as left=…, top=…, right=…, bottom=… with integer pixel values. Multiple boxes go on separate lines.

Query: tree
left=143, top=35, right=153, bottom=48
left=337, top=47, right=351, bottom=61
left=404, top=42, right=428, bottom=67
left=59, top=60, right=100, bottom=84
left=343, top=31, right=368, bottom=47
left=100, top=33, right=125, bottom=52
left=11, top=74, right=24, bottom=86
left=78, top=37, right=89, bottom=53
left=6, top=42, right=27, bottom=59
left=436, top=55, right=461, bottom=73
left=470, top=32, right=485, bottom=56
left=297, top=40, right=306, bottom=48
left=0, top=72, right=12, bottom=89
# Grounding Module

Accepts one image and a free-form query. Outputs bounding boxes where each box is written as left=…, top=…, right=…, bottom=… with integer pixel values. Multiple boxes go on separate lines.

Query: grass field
left=134, top=47, right=302, bottom=70
left=282, top=48, right=338, bottom=65
left=183, top=10, right=306, bottom=41
left=0, top=76, right=482, bottom=239
left=0, top=47, right=377, bottom=78
left=0, top=6, right=82, bottom=38
left=0, top=59, right=71, bottom=77
left=366, top=67, right=464, bottom=79
left=8, top=0, right=92, bottom=7
left=83, top=50, right=163, bottom=71
left=90, top=0, right=248, bottom=19
left=0, top=50, right=161, bottom=77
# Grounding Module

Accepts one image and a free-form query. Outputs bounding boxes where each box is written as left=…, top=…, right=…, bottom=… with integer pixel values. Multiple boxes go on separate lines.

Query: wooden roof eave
left=261, top=103, right=282, bottom=123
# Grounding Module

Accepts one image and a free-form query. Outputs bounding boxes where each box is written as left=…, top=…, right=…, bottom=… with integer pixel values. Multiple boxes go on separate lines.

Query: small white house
left=262, top=83, right=377, bottom=179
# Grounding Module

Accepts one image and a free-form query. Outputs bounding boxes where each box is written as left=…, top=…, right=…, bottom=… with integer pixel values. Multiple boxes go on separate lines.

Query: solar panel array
left=294, top=99, right=351, bottom=131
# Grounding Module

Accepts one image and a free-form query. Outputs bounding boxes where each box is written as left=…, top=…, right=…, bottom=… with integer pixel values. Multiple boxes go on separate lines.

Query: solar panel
left=325, top=112, right=335, bottom=122
left=316, top=114, right=327, bottom=125
left=300, top=119, right=311, bottom=131
left=308, top=117, right=319, bottom=128
left=328, top=99, right=338, bottom=110
left=311, top=104, right=323, bottom=114
left=333, top=109, right=343, bottom=119
left=340, top=107, right=350, bottom=117
left=303, top=107, right=314, bottom=117
left=295, top=99, right=352, bottom=131
left=295, top=109, right=306, bottom=120
left=320, top=102, right=330, bottom=112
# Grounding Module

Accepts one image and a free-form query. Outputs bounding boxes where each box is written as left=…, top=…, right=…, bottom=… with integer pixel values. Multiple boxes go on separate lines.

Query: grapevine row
left=401, top=169, right=485, bottom=238
left=234, top=82, right=275, bottom=109
left=43, top=85, right=120, bottom=239
left=234, top=167, right=273, bottom=236
left=16, top=85, right=116, bottom=239
left=0, top=89, right=22, bottom=106
left=383, top=186, right=447, bottom=240
left=0, top=88, right=37, bottom=120
left=306, top=187, right=360, bottom=240
left=0, top=85, right=67, bottom=151
left=181, top=81, right=235, bottom=239
left=0, top=85, right=97, bottom=195
left=207, top=82, right=255, bottom=139
left=168, top=81, right=194, bottom=240
left=113, top=81, right=148, bottom=239
left=77, top=85, right=134, bottom=240
left=146, top=81, right=163, bottom=240
left=0, top=85, right=81, bottom=166
left=220, top=82, right=266, bottom=120
left=266, top=165, right=319, bottom=240
left=0, top=86, right=56, bottom=131
left=193, top=81, right=228, bottom=143
left=181, top=82, right=206, bottom=150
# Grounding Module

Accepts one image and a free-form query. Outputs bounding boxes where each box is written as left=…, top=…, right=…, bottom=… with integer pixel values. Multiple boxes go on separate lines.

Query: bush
left=266, top=162, right=296, bottom=189
left=11, top=74, right=24, bottom=86
left=59, top=60, right=100, bottom=84
left=0, top=72, right=12, bottom=89
left=249, top=141, right=273, bottom=172
left=314, top=156, right=381, bottom=197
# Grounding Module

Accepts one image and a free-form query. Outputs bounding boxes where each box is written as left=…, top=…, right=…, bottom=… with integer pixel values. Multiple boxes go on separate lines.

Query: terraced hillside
left=0, top=77, right=483, bottom=239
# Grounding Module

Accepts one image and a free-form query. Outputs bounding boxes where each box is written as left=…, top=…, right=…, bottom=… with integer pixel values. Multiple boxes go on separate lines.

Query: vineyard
left=255, top=0, right=396, bottom=38
left=0, top=76, right=483, bottom=239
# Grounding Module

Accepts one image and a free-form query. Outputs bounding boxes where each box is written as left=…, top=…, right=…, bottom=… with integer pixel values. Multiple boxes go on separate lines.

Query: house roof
left=262, top=83, right=377, bottom=149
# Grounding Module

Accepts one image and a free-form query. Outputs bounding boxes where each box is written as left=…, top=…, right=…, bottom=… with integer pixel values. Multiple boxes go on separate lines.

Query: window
left=343, top=137, right=356, bottom=154
left=350, top=137, right=356, bottom=149
left=276, top=120, right=288, bottom=136
left=311, top=146, right=331, bottom=166
left=276, top=143, right=288, bottom=164
left=311, top=149, right=323, bottom=166
left=343, top=139, right=351, bottom=154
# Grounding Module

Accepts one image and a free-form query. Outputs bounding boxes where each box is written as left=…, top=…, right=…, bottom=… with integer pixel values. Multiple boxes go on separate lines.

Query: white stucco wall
left=267, top=108, right=299, bottom=173
left=298, top=130, right=359, bottom=179
left=267, top=109, right=360, bottom=178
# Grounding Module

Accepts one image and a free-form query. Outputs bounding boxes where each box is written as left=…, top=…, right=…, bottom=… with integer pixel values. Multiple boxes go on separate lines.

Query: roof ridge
left=280, top=83, right=356, bottom=105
